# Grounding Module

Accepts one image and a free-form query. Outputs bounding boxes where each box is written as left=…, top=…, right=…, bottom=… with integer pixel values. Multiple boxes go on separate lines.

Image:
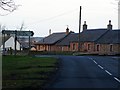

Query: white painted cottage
left=1, top=36, right=21, bottom=50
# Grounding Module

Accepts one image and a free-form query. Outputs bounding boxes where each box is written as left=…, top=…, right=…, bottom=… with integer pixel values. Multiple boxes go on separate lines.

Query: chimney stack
left=83, top=21, right=87, bottom=31
left=66, top=26, right=69, bottom=34
left=49, top=29, right=51, bottom=35
left=107, top=20, right=112, bottom=30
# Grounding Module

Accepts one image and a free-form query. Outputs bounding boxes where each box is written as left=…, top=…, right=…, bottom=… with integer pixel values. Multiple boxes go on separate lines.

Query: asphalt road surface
left=44, top=55, right=120, bottom=89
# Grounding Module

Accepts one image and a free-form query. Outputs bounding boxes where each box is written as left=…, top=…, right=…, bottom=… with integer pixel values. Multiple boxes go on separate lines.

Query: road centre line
left=88, top=57, right=120, bottom=83
left=93, top=60, right=98, bottom=64
left=105, top=70, right=112, bottom=76
left=88, top=57, right=98, bottom=64
left=98, top=65, right=104, bottom=69
left=114, top=77, right=120, bottom=83
left=88, top=57, right=93, bottom=60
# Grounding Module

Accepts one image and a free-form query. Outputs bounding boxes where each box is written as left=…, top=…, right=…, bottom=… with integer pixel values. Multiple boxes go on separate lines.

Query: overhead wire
left=26, top=8, right=79, bottom=26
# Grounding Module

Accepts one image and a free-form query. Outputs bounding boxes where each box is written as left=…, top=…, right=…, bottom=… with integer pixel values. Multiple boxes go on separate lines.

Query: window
left=81, top=43, right=84, bottom=49
left=88, top=44, right=91, bottom=50
left=62, top=47, right=64, bottom=51
left=110, top=45, right=113, bottom=52
left=73, top=44, right=76, bottom=50
left=96, top=44, right=100, bottom=51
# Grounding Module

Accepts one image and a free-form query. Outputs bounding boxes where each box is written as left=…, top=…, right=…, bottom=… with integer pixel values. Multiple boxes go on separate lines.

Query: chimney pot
left=66, top=26, right=69, bottom=34
left=49, top=29, right=51, bottom=35
left=83, top=21, right=87, bottom=31
left=107, top=20, right=112, bottom=30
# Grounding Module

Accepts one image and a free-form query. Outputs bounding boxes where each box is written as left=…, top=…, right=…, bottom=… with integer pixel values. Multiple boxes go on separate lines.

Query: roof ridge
left=95, top=30, right=110, bottom=42
left=56, top=32, right=73, bottom=45
left=87, top=28, right=107, bottom=30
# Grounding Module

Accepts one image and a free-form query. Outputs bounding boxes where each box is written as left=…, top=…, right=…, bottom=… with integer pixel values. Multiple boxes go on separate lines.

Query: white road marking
left=88, top=57, right=120, bottom=83
left=105, top=70, right=112, bottom=76
left=93, top=60, right=98, bottom=64
left=114, top=77, right=120, bottom=83
left=89, top=57, right=93, bottom=60
left=98, top=65, right=104, bottom=69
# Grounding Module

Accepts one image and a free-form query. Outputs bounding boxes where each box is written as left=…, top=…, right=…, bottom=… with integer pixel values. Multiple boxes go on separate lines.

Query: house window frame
left=73, top=43, right=76, bottom=50
left=110, top=44, right=113, bottom=52
left=96, top=44, right=100, bottom=51
left=87, top=44, right=91, bottom=50
left=62, top=46, right=64, bottom=51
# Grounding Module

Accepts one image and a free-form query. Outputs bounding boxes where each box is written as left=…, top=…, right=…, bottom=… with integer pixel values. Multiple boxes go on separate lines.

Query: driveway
left=43, top=55, right=120, bottom=89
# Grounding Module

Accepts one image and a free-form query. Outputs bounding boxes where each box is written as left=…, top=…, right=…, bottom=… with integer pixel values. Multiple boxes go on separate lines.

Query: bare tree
left=0, top=0, right=20, bottom=15
left=19, top=21, right=27, bottom=31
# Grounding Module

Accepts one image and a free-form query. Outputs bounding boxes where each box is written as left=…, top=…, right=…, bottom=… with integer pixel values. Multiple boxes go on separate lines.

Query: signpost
left=2, top=30, right=34, bottom=56
left=2, top=30, right=34, bottom=36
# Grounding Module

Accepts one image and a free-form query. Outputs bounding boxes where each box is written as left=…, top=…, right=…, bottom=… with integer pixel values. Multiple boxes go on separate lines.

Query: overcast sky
left=0, top=0, right=119, bottom=37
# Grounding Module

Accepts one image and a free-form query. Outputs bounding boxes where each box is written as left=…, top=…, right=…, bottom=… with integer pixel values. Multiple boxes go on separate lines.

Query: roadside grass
left=2, top=55, right=58, bottom=89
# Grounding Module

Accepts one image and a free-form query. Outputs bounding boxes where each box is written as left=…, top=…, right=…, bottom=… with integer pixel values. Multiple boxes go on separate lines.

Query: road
left=44, top=55, right=120, bottom=89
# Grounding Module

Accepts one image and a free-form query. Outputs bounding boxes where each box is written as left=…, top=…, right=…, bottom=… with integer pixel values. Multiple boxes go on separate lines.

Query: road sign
left=2, top=30, right=34, bottom=36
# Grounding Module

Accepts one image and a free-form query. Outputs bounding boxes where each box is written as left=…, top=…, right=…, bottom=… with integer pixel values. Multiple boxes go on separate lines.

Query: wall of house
left=36, top=44, right=48, bottom=51
left=70, top=42, right=78, bottom=51
left=98, top=44, right=120, bottom=55
left=70, top=42, right=95, bottom=53
left=50, top=45, right=70, bottom=52
left=36, top=44, right=71, bottom=52
left=61, top=46, right=70, bottom=51
left=1, top=37, right=21, bottom=50
left=36, top=43, right=120, bottom=55
left=82, top=42, right=95, bottom=53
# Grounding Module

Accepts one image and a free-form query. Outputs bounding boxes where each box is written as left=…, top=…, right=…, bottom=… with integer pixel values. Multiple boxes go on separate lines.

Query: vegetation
left=2, top=55, right=58, bottom=89
left=30, top=51, right=74, bottom=55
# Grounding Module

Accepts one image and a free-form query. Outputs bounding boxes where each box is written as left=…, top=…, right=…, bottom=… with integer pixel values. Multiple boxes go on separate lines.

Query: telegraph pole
left=78, top=6, right=82, bottom=52
left=118, top=0, right=120, bottom=29
left=14, top=30, right=17, bottom=56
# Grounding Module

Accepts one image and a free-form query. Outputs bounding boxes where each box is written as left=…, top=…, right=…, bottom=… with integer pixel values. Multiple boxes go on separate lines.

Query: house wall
left=49, top=45, right=70, bottom=52
left=36, top=44, right=58, bottom=51
left=36, top=44, right=70, bottom=52
left=36, top=44, right=46, bottom=51
left=61, top=46, right=70, bottom=51
left=70, top=42, right=95, bottom=53
left=97, top=44, right=120, bottom=55
left=81, top=42, right=95, bottom=53
left=70, top=42, right=78, bottom=51
left=1, top=37, right=21, bottom=50
left=36, top=42, right=120, bottom=55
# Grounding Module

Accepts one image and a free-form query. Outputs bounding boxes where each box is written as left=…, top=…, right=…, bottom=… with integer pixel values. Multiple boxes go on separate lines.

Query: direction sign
left=2, top=30, right=34, bottom=36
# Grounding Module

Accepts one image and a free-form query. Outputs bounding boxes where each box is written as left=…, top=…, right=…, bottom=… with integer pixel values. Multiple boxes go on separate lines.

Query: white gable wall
left=1, top=37, right=21, bottom=50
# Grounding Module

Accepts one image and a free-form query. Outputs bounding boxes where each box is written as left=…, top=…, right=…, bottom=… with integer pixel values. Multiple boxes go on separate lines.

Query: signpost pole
left=28, top=31, right=31, bottom=55
left=2, top=31, right=5, bottom=55
left=14, top=30, right=17, bottom=56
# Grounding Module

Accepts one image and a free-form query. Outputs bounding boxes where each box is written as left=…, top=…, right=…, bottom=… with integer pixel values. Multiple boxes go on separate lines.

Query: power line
left=26, top=8, right=79, bottom=26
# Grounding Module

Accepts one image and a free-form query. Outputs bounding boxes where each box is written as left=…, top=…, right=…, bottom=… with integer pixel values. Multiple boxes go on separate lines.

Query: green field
left=2, top=55, right=58, bottom=89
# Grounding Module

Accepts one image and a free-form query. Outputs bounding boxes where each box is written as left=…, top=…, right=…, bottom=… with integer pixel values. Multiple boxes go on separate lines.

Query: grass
left=2, top=55, right=58, bottom=89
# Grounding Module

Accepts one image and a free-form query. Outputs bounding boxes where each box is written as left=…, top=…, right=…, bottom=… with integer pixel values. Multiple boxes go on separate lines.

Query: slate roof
left=35, top=29, right=120, bottom=46
left=96, top=30, right=120, bottom=44
left=70, top=29, right=109, bottom=42
left=56, top=33, right=78, bottom=46
left=79, top=29, right=108, bottom=42
left=36, top=32, right=67, bottom=45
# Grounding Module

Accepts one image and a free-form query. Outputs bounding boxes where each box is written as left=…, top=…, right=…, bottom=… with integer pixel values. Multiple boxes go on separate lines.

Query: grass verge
left=2, top=55, right=58, bottom=89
